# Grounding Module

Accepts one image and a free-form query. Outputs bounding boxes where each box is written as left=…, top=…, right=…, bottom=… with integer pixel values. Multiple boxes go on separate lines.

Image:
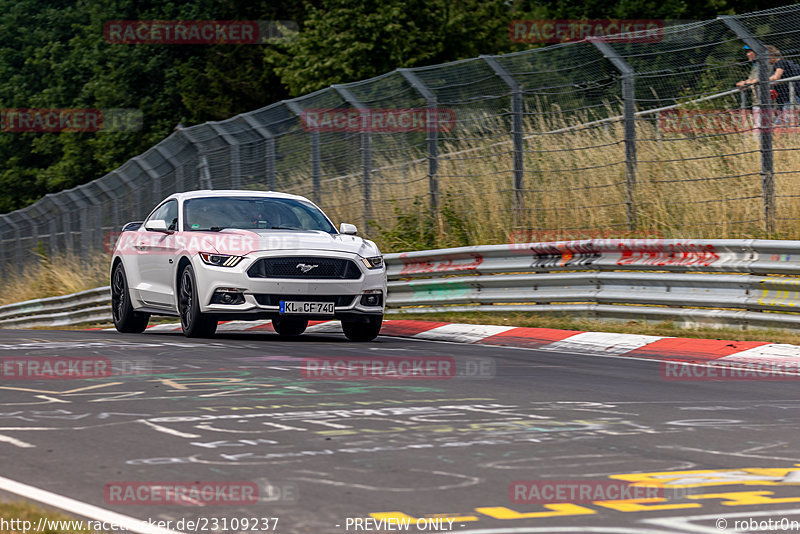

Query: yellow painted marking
left=593, top=498, right=701, bottom=512
left=475, top=504, right=596, bottom=519
left=610, top=467, right=800, bottom=488
left=688, top=490, right=800, bottom=506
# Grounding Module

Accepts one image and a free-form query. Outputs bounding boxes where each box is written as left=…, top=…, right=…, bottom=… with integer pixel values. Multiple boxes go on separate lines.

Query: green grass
left=0, top=501, right=99, bottom=533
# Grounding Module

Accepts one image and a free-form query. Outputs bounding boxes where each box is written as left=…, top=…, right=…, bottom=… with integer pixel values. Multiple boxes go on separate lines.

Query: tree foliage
left=0, top=0, right=791, bottom=212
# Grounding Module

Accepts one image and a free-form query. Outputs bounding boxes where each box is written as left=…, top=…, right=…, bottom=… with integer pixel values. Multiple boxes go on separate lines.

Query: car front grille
left=254, top=294, right=357, bottom=307
left=247, top=257, right=362, bottom=279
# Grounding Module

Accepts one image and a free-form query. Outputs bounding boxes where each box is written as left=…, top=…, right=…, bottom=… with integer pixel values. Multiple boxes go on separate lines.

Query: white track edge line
left=0, top=474, right=183, bottom=534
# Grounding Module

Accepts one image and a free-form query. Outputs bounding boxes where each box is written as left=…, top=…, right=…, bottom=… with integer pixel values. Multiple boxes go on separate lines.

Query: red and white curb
left=101, top=319, right=800, bottom=367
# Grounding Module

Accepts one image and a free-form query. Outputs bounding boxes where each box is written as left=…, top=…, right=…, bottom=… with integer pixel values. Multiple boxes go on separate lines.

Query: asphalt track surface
left=0, top=327, right=800, bottom=534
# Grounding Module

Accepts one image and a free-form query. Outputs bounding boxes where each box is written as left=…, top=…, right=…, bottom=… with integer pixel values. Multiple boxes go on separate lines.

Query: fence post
left=481, top=55, right=525, bottom=227
left=399, top=68, right=439, bottom=216
left=720, top=15, right=775, bottom=234
left=1, top=215, right=23, bottom=275
left=18, top=211, right=37, bottom=261
left=591, top=38, right=637, bottom=231
left=333, top=84, right=373, bottom=233
left=241, top=114, right=277, bottom=191
left=286, top=101, right=321, bottom=205
left=208, top=123, right=242, bottom=189
left=197, top=156, right=213, bottom=189
left=133, top=156, right=163, bottom=208
left=63, top=191, right=90, bottom=260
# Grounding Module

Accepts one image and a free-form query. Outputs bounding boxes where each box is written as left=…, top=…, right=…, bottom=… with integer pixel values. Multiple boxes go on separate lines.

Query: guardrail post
left=333, top=84, right=374, bottom=233
left=399, top=68, right=440, bottom=216
left=286, top=101, right=321, bottom=204
left=720, top=15, right=775, bottom=234
left=482, top=55, right=525, bottom=227
left=591, top=38, right=637, bottom=231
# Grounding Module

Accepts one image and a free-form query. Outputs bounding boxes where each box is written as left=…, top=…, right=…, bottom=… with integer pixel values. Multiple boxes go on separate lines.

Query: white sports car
left=110, top=190, right=386, bottom=341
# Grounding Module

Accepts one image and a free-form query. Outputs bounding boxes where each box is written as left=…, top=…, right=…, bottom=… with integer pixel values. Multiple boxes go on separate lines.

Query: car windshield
left=183, top=196, right=337, bottom=233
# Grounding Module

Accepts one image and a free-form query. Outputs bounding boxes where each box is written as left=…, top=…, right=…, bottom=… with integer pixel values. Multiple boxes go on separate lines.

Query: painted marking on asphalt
left=718, top=343, right=800, bottom=365
left=0, top=474, right=182, bottom=534
left=479, top=327, right=584, bottom=348
left=627, top=337, right=769, bottom=361
left=543, top=332, right=665, bottom=355
left=138, top=419, right=201, bottom=438
left=414, top=324, right=517, bottom=344
left=0, top=434, right=35, bottom=448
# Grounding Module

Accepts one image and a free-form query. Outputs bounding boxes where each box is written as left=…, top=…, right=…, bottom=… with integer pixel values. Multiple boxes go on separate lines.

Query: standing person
left=736, top=45, right=772, bottom=134
left=736, top=45, right=761, bottom=88
left=766, top=45, right=800, bottom=126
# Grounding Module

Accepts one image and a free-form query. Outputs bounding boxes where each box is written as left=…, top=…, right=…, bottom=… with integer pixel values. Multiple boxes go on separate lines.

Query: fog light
left=360, top=291, right=383, bottom=307
left=210, top=289, right=245, bottom=305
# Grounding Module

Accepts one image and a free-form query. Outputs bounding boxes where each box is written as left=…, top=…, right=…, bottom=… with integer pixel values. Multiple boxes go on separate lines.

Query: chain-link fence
left=3, top=4, right=800, bottom=275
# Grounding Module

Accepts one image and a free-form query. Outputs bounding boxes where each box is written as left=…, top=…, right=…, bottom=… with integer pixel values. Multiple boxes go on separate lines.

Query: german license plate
left=279, top=301, right=334, bottom=315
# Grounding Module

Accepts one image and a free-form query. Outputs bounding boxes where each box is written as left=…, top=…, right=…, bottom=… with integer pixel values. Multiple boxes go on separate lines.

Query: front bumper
left=192, top=251, right=387, bottom=319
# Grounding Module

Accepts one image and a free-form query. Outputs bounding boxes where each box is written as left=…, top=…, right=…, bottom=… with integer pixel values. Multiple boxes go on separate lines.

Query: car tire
left=342, top=315, right=382, bottom=342
left=111, top=262, right=150, bottom=333
left=179, top=264, right=217, bottom=338
left=272, top=318, right=308, bottom=337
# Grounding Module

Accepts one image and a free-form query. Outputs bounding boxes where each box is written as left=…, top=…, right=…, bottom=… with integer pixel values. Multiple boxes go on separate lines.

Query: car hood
left=198, top=229, right=381, bottom=257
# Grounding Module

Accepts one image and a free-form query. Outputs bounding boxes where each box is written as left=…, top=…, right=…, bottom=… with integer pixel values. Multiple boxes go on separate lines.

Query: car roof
left=166, top=190, right=312, bottom=203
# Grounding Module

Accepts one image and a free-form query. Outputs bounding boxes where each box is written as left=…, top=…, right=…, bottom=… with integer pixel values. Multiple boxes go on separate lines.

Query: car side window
left=146, top=200, right=179, bottom=230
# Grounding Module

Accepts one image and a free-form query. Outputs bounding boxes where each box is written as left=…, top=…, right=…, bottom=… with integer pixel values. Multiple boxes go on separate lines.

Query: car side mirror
left=121, top=221, right=143, bottom=232
left=339, top=223, right=358, bottom=235
left=144, top=219, right=171, bottom=233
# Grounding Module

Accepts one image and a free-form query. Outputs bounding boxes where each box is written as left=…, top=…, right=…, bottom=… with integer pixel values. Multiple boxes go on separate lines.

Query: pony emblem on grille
left=296, top=263, right=319, bottom=273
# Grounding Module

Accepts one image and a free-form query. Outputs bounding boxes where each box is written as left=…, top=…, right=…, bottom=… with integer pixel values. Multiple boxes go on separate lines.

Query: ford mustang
left=110, top=190, right=386, bottom=341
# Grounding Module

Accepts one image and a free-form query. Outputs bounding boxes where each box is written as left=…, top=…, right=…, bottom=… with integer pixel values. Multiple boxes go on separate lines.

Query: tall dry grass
left=5, top=108, right=800, bottom=302
left=317, top=107, right=800, bottom=250
left=0, top=253, right=109, bottom=306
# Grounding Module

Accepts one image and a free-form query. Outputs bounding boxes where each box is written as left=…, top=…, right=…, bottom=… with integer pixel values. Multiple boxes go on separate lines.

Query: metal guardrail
left=384, top=239, right=800, bottom=330
left=4, top=238, right=800, bottom=330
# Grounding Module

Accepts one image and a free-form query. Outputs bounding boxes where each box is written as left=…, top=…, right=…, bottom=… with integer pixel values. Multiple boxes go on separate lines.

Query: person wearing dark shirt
left=765, top=45, right=800, bottom=127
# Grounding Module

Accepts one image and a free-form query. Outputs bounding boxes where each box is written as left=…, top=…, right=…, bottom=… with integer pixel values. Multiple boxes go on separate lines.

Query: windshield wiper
left=271, top=225, right=303, bottom=230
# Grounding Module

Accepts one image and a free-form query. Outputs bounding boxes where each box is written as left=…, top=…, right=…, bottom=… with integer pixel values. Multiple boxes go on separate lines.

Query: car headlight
left=199, top=252, right=244, bottom=267
left=361, top=256, right=384, bottom=269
